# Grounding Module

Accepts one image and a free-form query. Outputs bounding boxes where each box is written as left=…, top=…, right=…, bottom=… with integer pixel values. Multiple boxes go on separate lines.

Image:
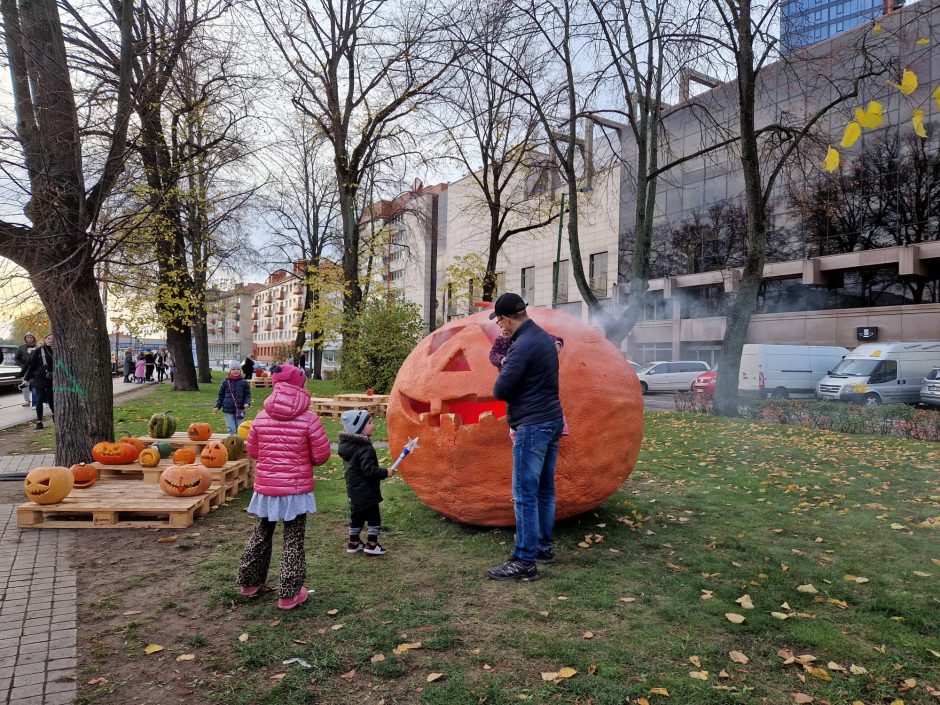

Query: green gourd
left=149, top=412, right=177, bottom=438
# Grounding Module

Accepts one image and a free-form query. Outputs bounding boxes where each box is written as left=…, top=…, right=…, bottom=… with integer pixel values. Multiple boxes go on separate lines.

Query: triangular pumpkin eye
left=429, top=326, right=465, bottom=353
left=443, top=351, right=471, bottom=372
left=38, top=478, right=51, bottom=486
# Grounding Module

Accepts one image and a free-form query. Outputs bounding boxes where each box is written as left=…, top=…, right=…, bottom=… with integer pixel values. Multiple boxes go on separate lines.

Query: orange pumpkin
left=70, top=462, right=98, bottom=489
left=172, top=447, right=197, bottom=464
left=24, top=466, right=74, bottom=504
left=188, top=422, right=213, bottom=441
left=119, top=436, right=147, bottom=453
left=138, top=447, right=162, bottom=467
left=92, top=441, right=139, bottom=465
left=200, top=441, right=228, bottom=468
left=386, top=307, right=644, bottom=527
left=158, top=464, right=212, bottom=497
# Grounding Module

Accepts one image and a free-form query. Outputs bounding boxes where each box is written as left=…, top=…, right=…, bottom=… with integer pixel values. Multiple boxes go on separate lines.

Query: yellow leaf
left=650, top=687, right=670, bottom=696
left=916, top=37, right=929, bottom=44
left=771, top=612, right=790, bottom=620
left=735, top=594, right=754, bottom=609
left=143, top=644, right=163, bottom=654
left=582, top=631, right=594, bottom=639
left=840, top=122, right=862, bottom=148
left=176, top=654, right=195, bottom=662
left=729, top=650, right=749, bottom=664
left=426, top=673, right=444, bottom=683
left=558, top=667, right=577, bottom=679
left=890, top=69, right=918, bottom=95
left=238, top=633, right=249, bottom=642
left=538, top=610, right=550, bottom=616
left=933, top=89, right=940, bottom=113
left=326, top=608, right=339, bottom=615
left=541, top=671, right=558, bottom=682
left=849, top=664, right=867, bottom=674
left=827, top=661, right=845, bottom=671
left=913, top=571, right=931, bottom=577
left=371, top=654, right=385, bottom=663
left=271, top=672, right=287, bottom=680
left=638, top=699, right=651, bottom=705
left=824, top=147, right=840, bottom=173
left=929, top=649, right=940, bottom=658
left=725, top=613, right=745, bottom=624
left=889, top=701, right=904, bottom=705
left=792, top=694, right=814, bottom=704
left=689, top=670, right=709, bottom=680
left=331, top=624, right=344, bottom=631
left=797, top=584, right=818, bottom=594
left=890, top=615, right=904, bottom=622
left=806, top=666, right=831, bottom=681
left=854, top=101, right=883, bottom=129
left=874, top=23, right=883, bottom=34
left=912, top=109, right=927, bottom=138
left=689, top=656, right=702, bottom=667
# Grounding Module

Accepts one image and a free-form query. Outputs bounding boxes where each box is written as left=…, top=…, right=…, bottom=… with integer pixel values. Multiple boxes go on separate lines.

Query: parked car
left=627, top=360, right=641, bottom=371
left=692, top=363, right=718, bottom=396
left=920, top=367, right=940, bottom=407
left=816, top=341, right=940, bottom=405
left=739, top=344, right=850, bottom=400
left=0, top=358, right=23, bottom=391
left=635, top=360, right=710, bottom=394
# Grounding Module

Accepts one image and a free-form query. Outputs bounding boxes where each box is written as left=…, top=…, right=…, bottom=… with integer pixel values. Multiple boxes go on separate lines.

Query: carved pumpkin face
left=387, top=307, right=644, bottom=527
left=200, top=441, right=228, bottom=468
left=237, top=420, right=253, bottom=439
left=159, top=464, right=212, bottom=497
left=188, top=423, right=213, bottom=441
left=172, top=447, right=197, bottom=464
left=92, top=441, right=139, bottom=465
left=25, top=466, right=74, bottom=504
left=138, top=447, right=162, bottom=467
left=70, top=462, right=98, bottom=489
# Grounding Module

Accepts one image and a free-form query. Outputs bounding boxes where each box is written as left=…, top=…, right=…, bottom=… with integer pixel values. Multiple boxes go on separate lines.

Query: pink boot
left=239, top=585, right=261, bottom=597
left=277, top=586, right=309, bottom=611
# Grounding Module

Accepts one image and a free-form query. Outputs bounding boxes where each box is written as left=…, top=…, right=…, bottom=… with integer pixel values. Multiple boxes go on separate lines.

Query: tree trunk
left=338, top=181, right=362, bottom=323
left=35, top=270, right=115, bottom=465
left=313, top=343, right=323, bottom=380
left=193, top=319, right=211, bottom=382
left=166, top=326, right=197, bottom=391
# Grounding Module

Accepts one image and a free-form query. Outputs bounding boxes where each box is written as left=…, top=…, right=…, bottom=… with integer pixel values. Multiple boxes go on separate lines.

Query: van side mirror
left=826, top=370, right=831, bottom=375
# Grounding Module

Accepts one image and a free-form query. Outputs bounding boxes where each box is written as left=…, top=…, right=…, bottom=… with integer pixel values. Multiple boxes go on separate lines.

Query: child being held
left=134, top=354, right=146, bottom=384
left=339, top=410, right=393, bottom=556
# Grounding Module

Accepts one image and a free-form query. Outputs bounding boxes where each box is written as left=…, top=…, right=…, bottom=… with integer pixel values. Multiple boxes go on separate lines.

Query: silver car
left=920, top=368, right=940, bottom=407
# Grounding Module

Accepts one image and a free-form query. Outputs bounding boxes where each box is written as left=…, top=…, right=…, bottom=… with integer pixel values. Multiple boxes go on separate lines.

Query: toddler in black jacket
left=338, top=410, right=393, bottom=556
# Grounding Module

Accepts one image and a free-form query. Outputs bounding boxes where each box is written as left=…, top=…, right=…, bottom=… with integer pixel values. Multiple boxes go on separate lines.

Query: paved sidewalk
left=0, top=378, right=156, bottom=433
left=0, top=505, right=77, bottom=705
left=0, top=456, right=55, bottom=477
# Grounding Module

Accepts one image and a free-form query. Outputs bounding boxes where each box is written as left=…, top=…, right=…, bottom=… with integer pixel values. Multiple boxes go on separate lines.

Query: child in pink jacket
left=237, top=364, right=331, bottom=610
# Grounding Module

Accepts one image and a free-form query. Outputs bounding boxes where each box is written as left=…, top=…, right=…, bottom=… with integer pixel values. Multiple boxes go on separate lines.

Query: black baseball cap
left=489, top=292, right=528, bottom=319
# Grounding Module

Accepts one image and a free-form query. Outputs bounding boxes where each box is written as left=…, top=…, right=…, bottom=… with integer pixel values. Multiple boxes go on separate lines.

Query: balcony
left=252, top=325, right=258, bottom=334
left=276, top=321, right=284, bottom=330
left=264, top=323, right=272, bottom=332
left=252, top=311, right=258, bottom=320
left=277, top=290, right=285, bottom=300
left=292, top=284, right=303, bottom=295
left=292, top=303, right=303, bottom=312
left=264, top=293, right=273, bottom=304
left=276, top=304, right=285, bottom=315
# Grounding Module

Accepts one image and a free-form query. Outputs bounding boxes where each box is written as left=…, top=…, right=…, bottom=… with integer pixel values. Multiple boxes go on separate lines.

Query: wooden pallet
left=94, top=458, right=251, bottom=499
left=138, top=432, right=230, bottom=450
left=16, top=481, right=225, bottom=529
left=250, top=379, right=273, bottom=388
left=334, top=393, right=390, bottom=404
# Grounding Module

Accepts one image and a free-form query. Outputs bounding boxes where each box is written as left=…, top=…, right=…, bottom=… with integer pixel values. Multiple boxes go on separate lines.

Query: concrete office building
left=781, top=0, right=888, bottom=53
left=207, top=284, right=262, bottom=368
left=251, top=268, right=306, bottom=362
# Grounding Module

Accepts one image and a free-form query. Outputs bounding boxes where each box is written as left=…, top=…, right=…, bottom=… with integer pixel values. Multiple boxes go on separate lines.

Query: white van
left=738, top=344, right=850, bottom=399
left=816, top=341, right=940, bottom=405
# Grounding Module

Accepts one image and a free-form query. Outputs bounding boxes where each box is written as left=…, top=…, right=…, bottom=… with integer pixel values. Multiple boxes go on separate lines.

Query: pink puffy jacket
left=246, top=383, right=331, bottom=496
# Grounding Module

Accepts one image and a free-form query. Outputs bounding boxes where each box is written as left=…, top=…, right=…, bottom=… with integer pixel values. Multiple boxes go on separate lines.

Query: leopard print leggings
left=236, top=514, right=306, bottom=599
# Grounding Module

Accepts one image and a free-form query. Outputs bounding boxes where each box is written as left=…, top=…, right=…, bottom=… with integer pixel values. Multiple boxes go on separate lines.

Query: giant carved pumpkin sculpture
left=387, top=307, right=643, bottom=527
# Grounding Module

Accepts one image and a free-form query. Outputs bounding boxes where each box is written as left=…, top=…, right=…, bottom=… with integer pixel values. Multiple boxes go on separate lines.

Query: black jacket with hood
left=338, top=433, right=388, bottom=511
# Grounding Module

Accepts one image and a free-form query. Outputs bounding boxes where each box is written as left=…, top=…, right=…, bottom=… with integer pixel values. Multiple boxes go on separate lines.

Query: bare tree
left=0, top=0, right=135, bottom=463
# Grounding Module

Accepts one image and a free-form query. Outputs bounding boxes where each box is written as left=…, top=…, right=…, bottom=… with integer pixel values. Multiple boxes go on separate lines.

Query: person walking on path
left=22, top=333, right=55, bottom=430
left=155, top=349, right=167, bottom=383
left=237, top=364, right=331, bottom=610
left=144, top=349, right=155, bottom=382
left=213, top=361, right=251, bottom=435
left=242, top=355, right=255, bottom=380
left=339, top=410, right=394, bottom=556
left=486, top=293, right=564, bottom=583
left=166, top=354, right=175, bottom=383
left=123, top=349, right=134, bottom=383
left=14, top=333, right=37, bottom=407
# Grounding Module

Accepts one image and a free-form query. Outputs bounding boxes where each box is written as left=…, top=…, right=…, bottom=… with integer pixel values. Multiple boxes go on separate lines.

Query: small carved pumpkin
left=152, top=441, right=172, bottom=459
left=25, top=466, right=74, bottom=504
left=159, top=464, right=212, bottom=497
left=149, top=411, right=177, bottom=438
left=200, top=441, right=228, bottom=468
left=365, top=388, right=374, bottom=396
left=172, top=447, right=197, bottom=464
left=69, top=463, right=97, bottom=489
left=92, top=441, right=139, bottom=465
left=221, top=434, right=245, bottom=460
left=188, top=422, right=213, bottom=441
left=237, top=420, right=253, bottom=439
left=119, top=436, right=147, bottom=454
left=138, top=447, right=162, bottom=467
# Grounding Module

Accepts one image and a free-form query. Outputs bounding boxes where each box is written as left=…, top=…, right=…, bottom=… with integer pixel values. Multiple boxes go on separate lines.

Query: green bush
left=338, top=296, right=424, bottom=394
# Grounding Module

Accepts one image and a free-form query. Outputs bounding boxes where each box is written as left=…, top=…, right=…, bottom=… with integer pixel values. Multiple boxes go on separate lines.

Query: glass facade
left=781, top=0, right=883, bottom=53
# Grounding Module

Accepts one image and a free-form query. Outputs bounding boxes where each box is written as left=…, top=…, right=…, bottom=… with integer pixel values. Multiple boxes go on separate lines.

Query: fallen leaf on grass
left=541, top=672, right=559, bottom=682
left=771, top=612, right=789, bottom=620
left=271, top=672, right=286, bottom=681
left=929, top=649, right=940, bottom=658
left=849, top=664, right=867, bottom=675
left=689, top=670, right=709, bottom=680
left=176, top=654, right=195, bottom=662
left=330, top=624, right=344, bottom=631
left=483, top=664, right=492, bottom=671
left=87, top=678, right=108, bottom=686
left=912, top=571, right=931, bottom=577
left=792, top=693, right=814, bottom=704
left=719, top=670, right=730, bottom=678
left=666, top=562, right=686, bottom=572
left=888, top=701, right=904, bottom=705
left=890, top=523, right=907, bottom=530
left=143, top=644, right=163, bottom=654
left=797, top=584, right=818, bottom=594
left=426, top=673, right=444, bottom=683
left=700, top=590, right=714, bottom=600
left=123, top=610, right=143, bottom=616
left=729, top=650, right=749, bottom=664
left=339, top=669, right=356, bottom=681
left=538, top=610, right=550, bottom=617
left=157, top=535, right=178, bottom=543
left=805, top=666, right=831, bottom=681
left=843, top=575, right=869, bottom=584
left=582, top=631, right=594, bottom=639
left=268, top=619, right=280, bottom=627
left=619, top=597, right=636, bottom=603
left=900, top=678, right=917, bottom=691
left=638, top=700, right=651, bottom=705
left=735, top=595, right=754, bottom=609
left=238, top=633, right=249, bottom=643
left=393, top=641, right=423, bottom=655
left=326, top=608, right=339, bottom=615
left=588, top=663, right=597, bottom=675
left=689, top=656, right=702, bottom=667
left=370, top=654, right=385, bottom=663
left=725, top=613, right=746, bottom=624
left=827, top=661, right=845, bottom=672
left=650, top=687, right=670, bottom=696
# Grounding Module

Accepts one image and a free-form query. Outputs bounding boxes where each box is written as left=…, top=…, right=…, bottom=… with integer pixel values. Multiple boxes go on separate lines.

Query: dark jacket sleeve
left=356, top=444, right=388, bottom=481
left=493, top=343, right=526, bottom=401
left=242, top=380, right=251, bottom=408
left=215, top=382, right=227, bottom=410
left=14, top=345, right=28, bottom=369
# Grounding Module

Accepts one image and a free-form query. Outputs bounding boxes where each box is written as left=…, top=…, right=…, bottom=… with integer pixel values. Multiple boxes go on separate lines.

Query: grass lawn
left=74, top=412, right=940, bottom=705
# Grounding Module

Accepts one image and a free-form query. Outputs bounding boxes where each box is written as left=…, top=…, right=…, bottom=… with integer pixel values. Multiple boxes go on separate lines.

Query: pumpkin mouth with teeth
left=387, top=307, right=644, bottom=527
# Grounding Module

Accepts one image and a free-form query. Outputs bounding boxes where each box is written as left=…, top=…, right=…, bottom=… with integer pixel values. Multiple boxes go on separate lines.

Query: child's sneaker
left=277, top=586, right=309, bottom=611
left=363, top=541, right=386, bottom=556
left=346, top=540, right=363, bottom=554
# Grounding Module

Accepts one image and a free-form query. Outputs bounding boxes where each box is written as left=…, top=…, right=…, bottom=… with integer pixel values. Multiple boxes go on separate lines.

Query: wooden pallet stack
left=310, top=393, right=390, bottom=419
left=250, top=378, right=274, bottom=388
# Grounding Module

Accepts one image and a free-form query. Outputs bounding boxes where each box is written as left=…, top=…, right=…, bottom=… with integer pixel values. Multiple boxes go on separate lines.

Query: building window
left=589, top=252, right=608, bottom=298
left=521, top=266, right=535, bottom=303
left=553, top=259, right=569, bottom=303
left=635, top=343, right=673, bottom=364
left=447, top=283, right=457, bottom=315
left=494, top=271, right=505, bottom=298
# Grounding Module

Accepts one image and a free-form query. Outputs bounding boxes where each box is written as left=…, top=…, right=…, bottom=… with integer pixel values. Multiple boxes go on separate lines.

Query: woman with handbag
left=22, top=333, right=55, bottom=431
left=213, top=360, right=251, bottom=434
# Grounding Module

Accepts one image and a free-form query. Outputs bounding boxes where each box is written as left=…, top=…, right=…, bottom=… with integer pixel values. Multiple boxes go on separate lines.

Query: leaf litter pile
left=75, top=412, right=940, bottom=705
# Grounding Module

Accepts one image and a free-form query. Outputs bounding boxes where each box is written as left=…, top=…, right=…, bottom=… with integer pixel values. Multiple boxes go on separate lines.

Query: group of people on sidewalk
left=123, top=348, right=172, bottom=384
left=234, top=291, right=564, bottom=610
left=14, top=332, right=56, bottom=430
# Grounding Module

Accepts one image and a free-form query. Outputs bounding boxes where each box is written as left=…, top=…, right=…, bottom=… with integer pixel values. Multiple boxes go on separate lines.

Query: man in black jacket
left=487, top=293, right=564, bottom=582
left=23, top=333, right=54, bottom=430
left=14, top=333, right=37, bottom=407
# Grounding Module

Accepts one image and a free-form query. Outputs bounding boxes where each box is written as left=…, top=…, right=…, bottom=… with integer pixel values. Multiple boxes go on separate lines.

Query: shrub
left=338, top=296, right=424, bottom=394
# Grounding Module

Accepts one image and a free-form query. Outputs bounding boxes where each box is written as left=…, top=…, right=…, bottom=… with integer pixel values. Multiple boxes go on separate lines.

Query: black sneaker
left=363, top=541, right=386, bottom=556
left=346, top=540, right=363, bottom=554
left=535, top=548, right=555, bottom=565
left=487, top=559, right=539, bottom=582
left=34, top=422, right=44, bottom=430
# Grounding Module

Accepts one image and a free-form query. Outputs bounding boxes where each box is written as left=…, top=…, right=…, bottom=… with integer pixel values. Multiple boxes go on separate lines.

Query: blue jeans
left=511, top=418, right=564, bottom=563
left=224, top=412, right=239, bottom=435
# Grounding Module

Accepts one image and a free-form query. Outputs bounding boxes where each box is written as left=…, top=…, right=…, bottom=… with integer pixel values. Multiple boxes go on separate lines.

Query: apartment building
left=207, top=284, right=262, bottom=367
left=251, top=267, right=306, bottom=362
